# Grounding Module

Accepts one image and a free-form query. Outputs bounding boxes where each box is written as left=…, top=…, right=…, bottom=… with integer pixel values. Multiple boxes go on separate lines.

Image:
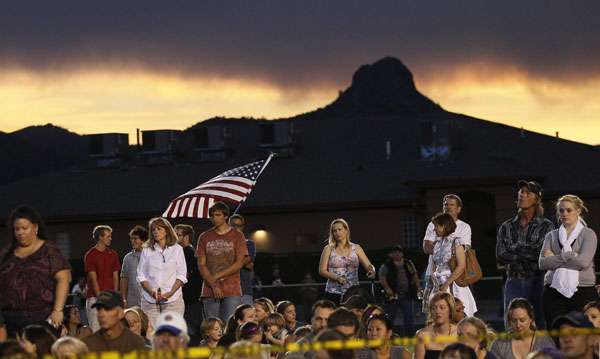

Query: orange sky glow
left=1, top=66, right=598, bottom=145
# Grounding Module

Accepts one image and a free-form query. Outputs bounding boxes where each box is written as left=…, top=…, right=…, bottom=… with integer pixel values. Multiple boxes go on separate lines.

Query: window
left=403, top=216, right=421, bottom=248
left=55, top=232, right=71, bottom=259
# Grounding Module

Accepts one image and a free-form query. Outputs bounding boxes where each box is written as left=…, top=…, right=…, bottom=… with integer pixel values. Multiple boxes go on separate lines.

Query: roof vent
left=86, top=133, right=129, bottom=168
left=259, top=121, right=294, bottom=157
left=138, top=129, right=181, bottom=165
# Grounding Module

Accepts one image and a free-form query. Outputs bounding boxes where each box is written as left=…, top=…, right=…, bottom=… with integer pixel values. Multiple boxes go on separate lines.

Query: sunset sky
left=1, top=1, right=599, bottom=145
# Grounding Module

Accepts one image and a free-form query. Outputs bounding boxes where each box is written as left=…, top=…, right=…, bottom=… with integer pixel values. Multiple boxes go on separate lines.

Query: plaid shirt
left=496, top=215, right=555, bottom=276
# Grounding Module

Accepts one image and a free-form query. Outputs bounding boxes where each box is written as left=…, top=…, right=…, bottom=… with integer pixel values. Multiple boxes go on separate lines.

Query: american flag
left=162, top=154, right=273, bottom=218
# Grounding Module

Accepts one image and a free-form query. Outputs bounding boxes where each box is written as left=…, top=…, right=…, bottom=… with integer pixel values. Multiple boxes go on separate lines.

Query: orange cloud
left=1, top=66, right=599, bottom=146
left=0, top=69, right=336, bottom=142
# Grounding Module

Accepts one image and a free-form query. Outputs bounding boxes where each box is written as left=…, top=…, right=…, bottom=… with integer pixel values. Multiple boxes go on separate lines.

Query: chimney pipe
left=386, top=140, right=391, bottom=160
left=136, top=128, right=140, bottom=151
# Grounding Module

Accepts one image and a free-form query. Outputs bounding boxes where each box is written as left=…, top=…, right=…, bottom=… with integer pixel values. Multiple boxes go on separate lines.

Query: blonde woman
left=539, top=194, right=598, bottom=328
left=319, top=218, right=376, bottom=304
left=457, top=317, right=495, bottom=359
left=414, top=292, right=458, bottom=359
left=136, top=217, right=187, bottom=327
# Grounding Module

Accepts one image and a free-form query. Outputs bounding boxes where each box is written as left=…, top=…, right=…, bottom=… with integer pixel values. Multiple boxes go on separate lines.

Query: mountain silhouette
left=319, top=56, right=442, bottom=116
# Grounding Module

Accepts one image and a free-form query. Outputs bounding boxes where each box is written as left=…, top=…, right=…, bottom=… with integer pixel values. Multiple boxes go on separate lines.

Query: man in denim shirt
left=496, top=180, right=554, bottom=329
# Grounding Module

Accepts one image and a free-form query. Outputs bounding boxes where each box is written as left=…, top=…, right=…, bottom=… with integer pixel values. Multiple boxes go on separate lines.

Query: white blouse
left=136, top=243, right=188, bottom=303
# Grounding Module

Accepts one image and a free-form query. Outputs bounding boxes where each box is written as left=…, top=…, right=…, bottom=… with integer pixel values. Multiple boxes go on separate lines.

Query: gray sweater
left=538, top=227, right=597, bottom=287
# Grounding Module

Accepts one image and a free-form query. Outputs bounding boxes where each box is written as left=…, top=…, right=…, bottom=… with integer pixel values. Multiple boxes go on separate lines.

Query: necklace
left=433, top=323, right=451, bottom=336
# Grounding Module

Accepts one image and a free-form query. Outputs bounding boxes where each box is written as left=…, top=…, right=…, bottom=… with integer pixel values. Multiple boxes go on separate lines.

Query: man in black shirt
left=379, top=245, right=422, bottom=337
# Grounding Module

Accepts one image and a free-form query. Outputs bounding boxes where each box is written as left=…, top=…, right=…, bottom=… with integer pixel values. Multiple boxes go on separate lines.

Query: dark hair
left=583, top=301, right=600, bottom=314
left=128, top=225, right=149, bottom=241
left=367, top=314, right=393, bottom=332
left=293, top=325, right=312, bottom=339
left=506, top=298, right=536, bottom=331
left=236, top=321, right=262, bottom=341
left=314, top=329, right=357, bottom=359
left=2, top=206, right=50, bottom=264
left=225, top=304, right=254, bottom=334
left=431, top=212, right=457, bottom=238
left=327, top=308, right=360, bottom=334
left=21, top=325, right=56, bottom=358
left=229, top=214, right=245, bottom=225
left=440, top=342, right=477, bottom=359
left=359, top=304, right=384, bottom=339
left=0, top=340, right=34, bottom=359
left=174, top=224, right=195, bottom=245
left=62, top=306, right=83, bottom=329
left=312, top=299, right=337, bottom=316
left=209, top=201, right=230, bottom=217
left=276, top=300, right=295, bottom=323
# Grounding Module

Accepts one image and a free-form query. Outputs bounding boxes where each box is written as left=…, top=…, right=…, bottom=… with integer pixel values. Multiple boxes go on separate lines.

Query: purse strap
left=451, top=237, right=457, bottom=259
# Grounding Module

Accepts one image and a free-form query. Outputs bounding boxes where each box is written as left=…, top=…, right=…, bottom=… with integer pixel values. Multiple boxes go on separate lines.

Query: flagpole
left=231, top=152, right=274, bottom=217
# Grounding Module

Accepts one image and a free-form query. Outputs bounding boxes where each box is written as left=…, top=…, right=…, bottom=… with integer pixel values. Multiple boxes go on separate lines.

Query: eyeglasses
left=160, top=252, right=166, bottom=263
left=176, top=234, right=184, bottom=237
left=231, top=223, right=244, bottom=228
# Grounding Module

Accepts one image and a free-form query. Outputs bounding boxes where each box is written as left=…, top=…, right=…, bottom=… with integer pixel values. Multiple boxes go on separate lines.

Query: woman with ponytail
left=539, top=194, right=599, bottom=327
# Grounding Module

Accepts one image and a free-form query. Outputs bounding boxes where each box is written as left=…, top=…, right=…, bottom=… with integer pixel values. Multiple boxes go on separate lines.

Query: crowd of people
left=0, top=180, right=598, bottom=359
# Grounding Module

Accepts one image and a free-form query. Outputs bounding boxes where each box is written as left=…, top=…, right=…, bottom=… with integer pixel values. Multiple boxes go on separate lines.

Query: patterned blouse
left=325, top=244, right=359, bottom=295
left=0, top=241, right=71, bottom=317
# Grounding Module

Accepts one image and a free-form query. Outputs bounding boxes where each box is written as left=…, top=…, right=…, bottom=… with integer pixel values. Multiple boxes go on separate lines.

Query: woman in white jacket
left=137, top=217, right=188, bottom=328
left=539, top=194, right=598, bottom=329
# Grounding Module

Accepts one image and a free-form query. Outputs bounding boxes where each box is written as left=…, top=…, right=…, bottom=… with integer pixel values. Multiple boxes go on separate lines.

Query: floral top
left=432, top=236, right=462, bottom=276
left=325, top=244, right=359, bottom=295
left=0, top=241, right=71, bottom=317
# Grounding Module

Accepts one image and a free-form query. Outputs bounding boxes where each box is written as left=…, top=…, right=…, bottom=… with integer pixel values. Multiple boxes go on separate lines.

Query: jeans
left=504, top=275, right=546, bottom=330
left=241, top=294, right=253, bottom=306
left=385, top=293, right=415, bottom=337
left=202, top=296, right=242, bottom=324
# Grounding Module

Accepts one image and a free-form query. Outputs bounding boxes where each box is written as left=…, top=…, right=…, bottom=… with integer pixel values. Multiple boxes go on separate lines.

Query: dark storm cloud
left=1, top=0, right=599, bottom=89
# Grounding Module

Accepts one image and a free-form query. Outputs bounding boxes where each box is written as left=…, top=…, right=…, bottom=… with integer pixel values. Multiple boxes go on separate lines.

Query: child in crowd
left=293, top=325, right=312, bottom=342
left=199, top=317, right=224, bottom=348
left=263, top=313, right=288, bottom=346
left=236, top=322, right=264, bottom=343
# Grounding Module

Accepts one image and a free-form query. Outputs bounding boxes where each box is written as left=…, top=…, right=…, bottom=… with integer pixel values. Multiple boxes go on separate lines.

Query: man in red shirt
left=196, top=202, right=248, bottom=323
left=84, top=225, right=121, bottom=332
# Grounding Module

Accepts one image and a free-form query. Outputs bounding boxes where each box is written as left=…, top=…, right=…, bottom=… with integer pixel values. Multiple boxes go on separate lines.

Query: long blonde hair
left=327, top=218, right=352, bottom=248
left=556, top=194, right=588, bottom=226
left=144, top=217, right=178, bottom=250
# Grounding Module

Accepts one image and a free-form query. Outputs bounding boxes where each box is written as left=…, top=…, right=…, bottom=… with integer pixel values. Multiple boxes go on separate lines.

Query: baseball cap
left=552, top=311, right=594, bottom=330
left=341, top=295, right=368, bottom=311
left=155, top=311, right=188, bottom=335
left=91, top=290, right=124, bottom=309
left=518, top=180, right=543, bottom=198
